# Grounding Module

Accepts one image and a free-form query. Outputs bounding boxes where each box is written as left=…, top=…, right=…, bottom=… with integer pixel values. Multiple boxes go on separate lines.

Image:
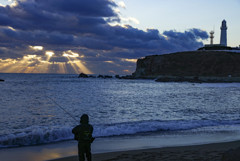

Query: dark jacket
left=72, top=123, right=93, bottom=143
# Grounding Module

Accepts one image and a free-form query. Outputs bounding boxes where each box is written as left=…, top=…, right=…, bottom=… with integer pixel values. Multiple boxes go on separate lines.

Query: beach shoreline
left=1, top=131, right=240, bottom=161
left=49, top=140, right=240, bottom=161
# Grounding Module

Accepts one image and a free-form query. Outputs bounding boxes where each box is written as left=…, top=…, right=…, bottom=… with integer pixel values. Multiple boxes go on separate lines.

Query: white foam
left=1, top=119, right=240, bottom=148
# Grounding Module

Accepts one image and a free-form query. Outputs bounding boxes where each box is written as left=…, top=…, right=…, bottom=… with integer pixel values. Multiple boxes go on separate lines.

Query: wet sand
left=49, top=140, right=240, bottom=161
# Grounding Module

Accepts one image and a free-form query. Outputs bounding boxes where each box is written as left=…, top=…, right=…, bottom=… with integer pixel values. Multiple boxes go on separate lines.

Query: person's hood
left=80, top=114, right=89, bottom=124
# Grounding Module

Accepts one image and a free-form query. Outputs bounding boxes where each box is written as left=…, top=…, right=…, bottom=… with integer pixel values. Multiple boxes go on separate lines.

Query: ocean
left=1, top=73, right=240, bottom=149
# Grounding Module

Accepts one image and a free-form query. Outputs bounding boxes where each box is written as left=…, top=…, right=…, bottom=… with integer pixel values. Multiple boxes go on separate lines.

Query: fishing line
left=46, top=96, right=78, bottom=122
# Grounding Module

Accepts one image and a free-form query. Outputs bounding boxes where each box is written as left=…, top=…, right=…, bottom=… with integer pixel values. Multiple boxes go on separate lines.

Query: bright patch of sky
left=0, top=0, right=13, bottom=6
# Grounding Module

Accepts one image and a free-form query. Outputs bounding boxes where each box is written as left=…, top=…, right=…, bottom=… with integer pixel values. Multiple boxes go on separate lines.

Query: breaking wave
left=1, top=119, right=240, bottom=148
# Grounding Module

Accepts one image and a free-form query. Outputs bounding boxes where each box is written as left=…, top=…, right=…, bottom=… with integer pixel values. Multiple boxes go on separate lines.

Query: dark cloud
left=0, top=13, right=11, bottom=25
left=162, top=29, right=209, bottom=52
left=38, top=0, right=117, bottom=17
left=189, top=28, right=209, bottom=39
left=0, top=0, right=209, bottom=74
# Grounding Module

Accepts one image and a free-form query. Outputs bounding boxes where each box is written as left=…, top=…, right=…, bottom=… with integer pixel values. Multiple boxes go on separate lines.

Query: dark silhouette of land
left=133, top=51, right=240, bottom=82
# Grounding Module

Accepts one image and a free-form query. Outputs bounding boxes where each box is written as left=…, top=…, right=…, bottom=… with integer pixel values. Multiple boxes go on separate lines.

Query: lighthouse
left=199, top=19, right=240, bottom=50
left=220, top=20, right=227, bottom=46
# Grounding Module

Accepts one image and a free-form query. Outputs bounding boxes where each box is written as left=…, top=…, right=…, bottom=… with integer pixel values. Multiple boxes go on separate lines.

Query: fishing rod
left=46, top=96, right=78, bottom=122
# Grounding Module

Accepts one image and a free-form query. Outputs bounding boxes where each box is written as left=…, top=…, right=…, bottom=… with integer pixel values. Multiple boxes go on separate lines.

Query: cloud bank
left=0, top=0, right=208, bottom=74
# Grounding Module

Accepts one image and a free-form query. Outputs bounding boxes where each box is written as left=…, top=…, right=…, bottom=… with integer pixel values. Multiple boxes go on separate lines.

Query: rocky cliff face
left=133, top=51, right=240, bottom=79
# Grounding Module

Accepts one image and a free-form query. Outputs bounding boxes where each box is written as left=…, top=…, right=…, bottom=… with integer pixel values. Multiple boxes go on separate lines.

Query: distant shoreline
left=78, top=73, right=240, bottom=83
left=154, top=76, right=240, bottom=83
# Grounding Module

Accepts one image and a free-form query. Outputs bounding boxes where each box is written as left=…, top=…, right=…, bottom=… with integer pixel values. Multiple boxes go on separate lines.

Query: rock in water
left=78, top=73, right=88, bottom=78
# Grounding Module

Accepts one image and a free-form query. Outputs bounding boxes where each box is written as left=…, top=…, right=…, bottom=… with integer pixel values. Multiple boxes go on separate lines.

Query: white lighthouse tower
left=220, top=19, right=227, bottom=46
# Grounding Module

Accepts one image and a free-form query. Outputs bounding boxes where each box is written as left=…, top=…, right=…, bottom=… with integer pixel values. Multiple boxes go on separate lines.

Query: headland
left=132, top=50, right=240, bottom=83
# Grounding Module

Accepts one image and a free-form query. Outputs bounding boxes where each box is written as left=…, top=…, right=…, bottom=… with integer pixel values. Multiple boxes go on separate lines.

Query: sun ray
left=0, top=49, right=92, bottom=74
left=62, top=50, right=92, bottom=74
left=45, top=51, right=55, bottom=61
left=69, top=61, right=79, bottom=74
left=57, top=63, right=67, bottom=74
left=74, top=60, right=92, bottom=74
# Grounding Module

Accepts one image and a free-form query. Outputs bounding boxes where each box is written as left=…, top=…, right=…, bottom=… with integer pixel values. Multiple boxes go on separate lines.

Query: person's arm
left=72, top=125, right=79, bottom=134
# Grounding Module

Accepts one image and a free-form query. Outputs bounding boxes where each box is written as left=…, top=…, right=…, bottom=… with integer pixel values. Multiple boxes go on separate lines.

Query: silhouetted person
left=72, top=114, right=94, bottom=161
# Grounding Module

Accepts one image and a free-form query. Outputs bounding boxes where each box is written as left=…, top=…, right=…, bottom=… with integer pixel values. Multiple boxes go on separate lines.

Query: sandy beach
left=49, top=140, right=240, bottom=161
left=1, top=133, right=240, bottom=161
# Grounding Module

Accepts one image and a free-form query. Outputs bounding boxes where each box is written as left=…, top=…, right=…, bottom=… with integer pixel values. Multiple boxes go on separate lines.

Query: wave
left=94, top=119, right=240, bottom=137
left=1, top=119, right=240, bottom=148
left=0, top=126, right=73, bottom=148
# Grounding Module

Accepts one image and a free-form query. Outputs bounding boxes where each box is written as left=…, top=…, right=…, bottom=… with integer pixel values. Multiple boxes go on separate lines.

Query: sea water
left=0, top=73, right=240, bottom=148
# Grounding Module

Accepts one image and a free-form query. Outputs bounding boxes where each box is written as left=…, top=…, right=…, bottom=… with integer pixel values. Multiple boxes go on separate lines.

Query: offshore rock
left=0, top=79, right=4, bottom=81
left=103, top=75, right=113, bottom=79
left=97, top=75, right=112, bottom=79
left=115, top=75, right=135, bottom=79
left=120, top=75, right=135, bottom=79
left=78, top=73, right=89, bottom=78
left=133, top=51, right=240, bottom=82
left=115, top=75, right=121, bottom=79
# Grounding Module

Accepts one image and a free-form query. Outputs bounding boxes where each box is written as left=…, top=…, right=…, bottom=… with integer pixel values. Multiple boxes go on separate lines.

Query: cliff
left=133, top=51, right=240, bottom=82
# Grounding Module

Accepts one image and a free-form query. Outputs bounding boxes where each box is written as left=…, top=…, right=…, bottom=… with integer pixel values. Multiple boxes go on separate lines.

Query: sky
left=0, top=0, right=239, bottom=75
